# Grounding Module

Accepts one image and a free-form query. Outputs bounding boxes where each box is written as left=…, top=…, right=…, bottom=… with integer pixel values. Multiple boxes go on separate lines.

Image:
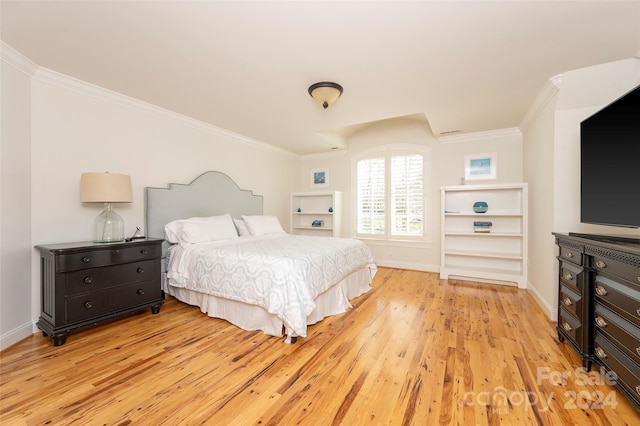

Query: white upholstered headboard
left=145, top=171, right=263, bottom=244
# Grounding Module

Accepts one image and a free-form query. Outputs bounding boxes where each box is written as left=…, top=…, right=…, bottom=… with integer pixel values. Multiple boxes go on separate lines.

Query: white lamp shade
left=80, top=173, right=133, bottom=203
left=310, top=86, right=342, bottom=105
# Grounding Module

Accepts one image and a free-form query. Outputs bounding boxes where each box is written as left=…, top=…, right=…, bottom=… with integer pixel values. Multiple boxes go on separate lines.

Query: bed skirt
left=163, top=264, right=377, bottom=342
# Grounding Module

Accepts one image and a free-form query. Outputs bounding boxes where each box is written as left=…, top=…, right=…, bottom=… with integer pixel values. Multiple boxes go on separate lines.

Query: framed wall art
left=311, top=168, right=328, bottom=188
left=464, top=152, right=497, bottom=181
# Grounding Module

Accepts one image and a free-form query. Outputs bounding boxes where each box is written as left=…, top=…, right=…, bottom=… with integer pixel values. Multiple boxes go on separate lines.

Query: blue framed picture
left=464, top=152, right=497, bottom=181
left=311, top=168, right=328, bottom=187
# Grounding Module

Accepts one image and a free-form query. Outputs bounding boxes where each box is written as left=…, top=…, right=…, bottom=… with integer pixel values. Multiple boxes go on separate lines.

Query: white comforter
left=166, top=234, right=375, bottom=337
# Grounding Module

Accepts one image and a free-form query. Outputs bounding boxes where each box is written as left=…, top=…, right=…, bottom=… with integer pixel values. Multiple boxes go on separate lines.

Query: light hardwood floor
left=1, top=268, right=639, bottom=425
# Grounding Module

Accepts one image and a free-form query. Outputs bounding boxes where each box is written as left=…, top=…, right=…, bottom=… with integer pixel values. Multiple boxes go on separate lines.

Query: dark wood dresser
left=553, top=232, right=640, bottom=408
left=35, top=238, right=164, bottom=346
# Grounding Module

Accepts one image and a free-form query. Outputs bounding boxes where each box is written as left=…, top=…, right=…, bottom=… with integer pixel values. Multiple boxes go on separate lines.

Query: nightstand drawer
left=65, top=260, right=158, bottom=295
left=57, top=244, right=161, bottom=272
left=595, top=274, right=640, bottom=325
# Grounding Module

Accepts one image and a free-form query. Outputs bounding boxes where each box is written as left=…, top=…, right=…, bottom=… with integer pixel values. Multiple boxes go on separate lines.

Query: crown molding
left=31, top=67, right=297, bottom=158
left=0, top=41, right=38, bottom=76
left=437, top=127, right=522, bottom=144
left=519, top=74, right=563, bottom=132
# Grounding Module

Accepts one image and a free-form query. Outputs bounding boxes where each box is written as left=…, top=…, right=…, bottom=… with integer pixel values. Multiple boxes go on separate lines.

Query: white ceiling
left=2, top=1, right=639, bottom=155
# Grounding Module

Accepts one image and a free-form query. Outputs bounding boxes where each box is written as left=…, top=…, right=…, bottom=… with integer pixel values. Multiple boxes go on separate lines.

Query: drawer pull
left=565, top=251, right=574, bottom=258
left=137, top=267, right=145, bottom=274
left=563, top=297, right=572, bottom=306
left=81, top=256, right=91, bottom=263
left=595, top=260, right=607, bottom=269
left=141, top=249, right=148, bottom=255
left=636, top=347, right=640, bottom=357
left=595, top=286, right=608, bottom=297
left=562, top=322, right=572, bottom=332
left=595, top=317, right=607, bottom=327
left=595, top=347, right=606, bottom=359
left=636, top=386, right=640, bottom=397
left=84, top=301, right=93, bottom=309
left=84, top=277, right=93, bottom=284
left=637, top=308, right=640, bottom=317
left=137, top=289, right=145, bottom=295
left=564, top=272, right=574, bottom=281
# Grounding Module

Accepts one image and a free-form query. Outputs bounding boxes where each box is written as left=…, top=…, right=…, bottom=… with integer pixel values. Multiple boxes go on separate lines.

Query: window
left=355, top=147, right=427, bottom=241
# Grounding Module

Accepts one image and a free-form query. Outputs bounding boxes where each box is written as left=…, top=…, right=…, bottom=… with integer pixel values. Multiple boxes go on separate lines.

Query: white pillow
left=165, top=217, right=207, bottom=244
left=233, top=219, right=250, bottom=236
left=165, top=214, right=238, bottom=246
left=241, top=215, right=285, bottom=236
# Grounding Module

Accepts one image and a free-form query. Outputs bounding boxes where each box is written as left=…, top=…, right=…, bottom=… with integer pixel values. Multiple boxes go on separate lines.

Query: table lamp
left=80, top=172, right=133, bottom=242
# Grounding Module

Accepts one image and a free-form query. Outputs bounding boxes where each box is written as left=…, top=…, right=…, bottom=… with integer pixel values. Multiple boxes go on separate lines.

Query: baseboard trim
left=0, top=322, right=35, bottom=352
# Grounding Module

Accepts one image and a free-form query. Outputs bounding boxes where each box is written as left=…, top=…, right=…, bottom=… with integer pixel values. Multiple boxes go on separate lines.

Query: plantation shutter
left=391, top=154, right=423, bottom=236
left=357, top=158, right=385, bottom=234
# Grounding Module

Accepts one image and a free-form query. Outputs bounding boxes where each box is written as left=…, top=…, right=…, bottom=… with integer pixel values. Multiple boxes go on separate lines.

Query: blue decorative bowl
left=473, top=201, right=488, bottom=213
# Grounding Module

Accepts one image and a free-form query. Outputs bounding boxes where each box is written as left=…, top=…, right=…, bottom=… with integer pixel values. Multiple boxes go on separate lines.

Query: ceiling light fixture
left=308, top=82, right=343, bottom=109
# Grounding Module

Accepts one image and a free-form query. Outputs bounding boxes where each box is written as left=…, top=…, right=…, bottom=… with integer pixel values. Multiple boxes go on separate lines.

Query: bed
left=145, top=171, right=377, bottom=342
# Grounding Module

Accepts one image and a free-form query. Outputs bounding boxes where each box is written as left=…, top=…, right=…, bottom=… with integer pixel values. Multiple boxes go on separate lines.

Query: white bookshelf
left=440, top=183, right=528, bottom=288
left=290, top=191, right=342, bottom=237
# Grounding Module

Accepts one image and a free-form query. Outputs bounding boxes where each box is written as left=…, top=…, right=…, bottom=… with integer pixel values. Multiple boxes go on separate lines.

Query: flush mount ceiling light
left=308, top=82, right=343, bottom=109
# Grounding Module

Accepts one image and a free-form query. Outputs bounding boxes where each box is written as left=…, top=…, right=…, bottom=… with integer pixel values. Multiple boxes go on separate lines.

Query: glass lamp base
left=92, top=203, right=125, bottom=243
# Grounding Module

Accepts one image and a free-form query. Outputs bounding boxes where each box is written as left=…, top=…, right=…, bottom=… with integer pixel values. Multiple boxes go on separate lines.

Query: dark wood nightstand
left=35, top=238, right=164, bottom=346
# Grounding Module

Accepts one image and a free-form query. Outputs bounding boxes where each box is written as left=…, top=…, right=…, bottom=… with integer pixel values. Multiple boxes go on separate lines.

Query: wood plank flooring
left=1, top=268, right=639, bottom=425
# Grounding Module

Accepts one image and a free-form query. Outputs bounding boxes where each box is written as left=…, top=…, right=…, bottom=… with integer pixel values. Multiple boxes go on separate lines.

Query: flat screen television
left=580, top=84, right=640, bottom=228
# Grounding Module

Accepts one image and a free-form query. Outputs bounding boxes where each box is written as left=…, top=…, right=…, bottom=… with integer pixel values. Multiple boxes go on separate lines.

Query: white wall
left=299, top=118, right=523, bottom=271
left=522, top=81, right=559, bottom=318
left=0, top=44, right=299, bottom=349
left=1, top=44, right=36, bottom=350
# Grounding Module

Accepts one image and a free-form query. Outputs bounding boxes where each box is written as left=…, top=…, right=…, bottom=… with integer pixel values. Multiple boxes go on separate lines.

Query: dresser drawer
left=594, top=332, right=640, bottom=404
left=595, top=303, right=640, bottom=366
left=66, top=291, right=113, bottom=323
left=559, top=262, right=582, bottom=293
left=594, top=274, right=640, bottom=325
left=560, top=284, right=582, bottom=320
left=559, top=308, right=582, bottom=348
left=593, top=253, right=640, bottom=286
left=56, top=244, right=161, bottom=272
left=65, top=280, right=162, bottom=324
left=110, top=280, right=162, bottom=311
left=559, top=245, right=582, bottom=266
left=65, top=260, right=159, bottom=295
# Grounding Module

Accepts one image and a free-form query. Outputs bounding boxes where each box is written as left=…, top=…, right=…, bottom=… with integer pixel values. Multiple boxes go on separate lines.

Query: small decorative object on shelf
left=311, top=220, right=324, bottom=227
left=473, top=221, right=492, bottom=233
left=297, top=208, right=301, bottom=212
left=328, top=207, right=333, bottom=212
left=473, top=201, right=488, bottom=213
